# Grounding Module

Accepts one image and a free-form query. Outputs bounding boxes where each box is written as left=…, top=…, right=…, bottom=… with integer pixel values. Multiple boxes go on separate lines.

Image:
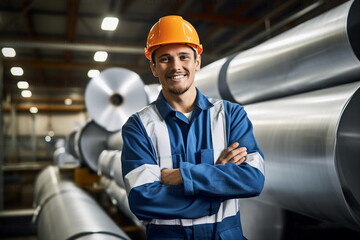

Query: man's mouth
left=168, top=74, right=186, bottom=80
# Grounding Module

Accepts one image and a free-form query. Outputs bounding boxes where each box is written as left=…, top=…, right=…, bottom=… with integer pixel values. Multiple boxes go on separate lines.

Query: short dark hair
left=151, top=46, right=198, bottom=64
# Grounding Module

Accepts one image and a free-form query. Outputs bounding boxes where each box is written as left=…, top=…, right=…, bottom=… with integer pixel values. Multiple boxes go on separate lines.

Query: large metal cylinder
left=34, top=166, right=130, bottom=240
left=85, top=67, right=148, bottom=132
left=245, top=82, right=360, bottom=230
left=196, top=0, right=360, bottom=105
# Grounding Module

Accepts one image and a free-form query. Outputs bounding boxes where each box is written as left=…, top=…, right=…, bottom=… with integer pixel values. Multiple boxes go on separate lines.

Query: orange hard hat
left=144, top=15, right=203, bottom=60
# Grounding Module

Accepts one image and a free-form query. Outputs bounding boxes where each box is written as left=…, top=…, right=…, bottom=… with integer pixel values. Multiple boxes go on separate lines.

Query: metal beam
left=0, top=39, right=144, bottom=54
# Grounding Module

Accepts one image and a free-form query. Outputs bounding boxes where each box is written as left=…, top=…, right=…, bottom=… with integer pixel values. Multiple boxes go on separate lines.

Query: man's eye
left=180, top=55, right=189, bottom=60
left=159, top=57, right=169, bottom=62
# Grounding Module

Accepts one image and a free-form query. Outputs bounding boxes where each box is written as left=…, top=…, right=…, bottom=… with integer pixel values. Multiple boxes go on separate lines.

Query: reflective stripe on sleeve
left=246, top=152, right=265, bottom=175
left=124, top=164, right=161, bottom=190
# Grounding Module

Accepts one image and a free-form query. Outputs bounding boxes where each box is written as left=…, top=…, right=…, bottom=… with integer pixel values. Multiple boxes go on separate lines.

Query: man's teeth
left=171, top=75, right=185, bottom=79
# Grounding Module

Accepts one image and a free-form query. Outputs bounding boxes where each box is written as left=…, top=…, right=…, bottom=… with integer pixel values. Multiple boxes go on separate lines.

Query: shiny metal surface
left=34, top=166, right=130, bottom=240
left=245, top=82, right=360, bottom=229
left=144, top=84, right=162, bottom=103
left=196, top=0, right=360, bottom=105
left=106, top=180, right=144, bottom=229
left=196, top=57, right=226, bottom=99
left=107, top=131, right=124, bottom=150
left=37, top=189, right=130, bottom=240
left=240, top=199, right=284, bottom=240
left=78, top=120, right=113, bottom=171
left=85, top=67, right=148, bottom=132
left=76, top=233, right=129, bottom=240
left=112, top=152, right=125, bottom=189
left=228, top=0, right=360, bottom=104
left=98, top=150, right=117, bottom=178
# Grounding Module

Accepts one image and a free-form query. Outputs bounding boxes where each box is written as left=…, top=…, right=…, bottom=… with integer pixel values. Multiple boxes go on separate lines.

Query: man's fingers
left=229, top=150, right=247, bottom=163
left=217, top=144, right=247, bottom=165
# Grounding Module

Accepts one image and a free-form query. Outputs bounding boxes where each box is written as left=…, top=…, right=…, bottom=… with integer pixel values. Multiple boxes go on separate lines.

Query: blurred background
left=1, top=0, right=360, bottom=239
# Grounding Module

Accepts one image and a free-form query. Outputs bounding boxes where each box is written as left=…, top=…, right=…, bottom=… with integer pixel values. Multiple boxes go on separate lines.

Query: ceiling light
left=29, top=106, right=38, bottom=113
left=88, top=69, right=100, bottom=78
left=101, top=17, right=119, bottom=31
left=45, top=136, right=52, bottom=142
left=1, top=47, right=16, bottom=57
left=64, top=98, right=72, bottom=105
left=94, top=51, right=108, bottom=62
left=17, top=81, right=29, bottom=89
left=21, top=90, right=32, bottom=98
left=11, top=67, right=24, bottom=76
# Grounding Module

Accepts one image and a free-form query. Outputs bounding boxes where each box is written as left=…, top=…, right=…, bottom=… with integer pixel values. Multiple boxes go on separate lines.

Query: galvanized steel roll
left=77, top=120, right=113, bottom=172
left=34, top=166, right=130, bottom=240
left=112, top=152, right=125, bottom=189
left=245, top=81, right=360, bottom=229
left=36, top=188, right=130, bottom=240
left=85, top=67, right=148, bottom=132
left=98, top=150, right=118, bottom=178
left=196, top=0, right=360, bottom=105
left=106, top=180, right=144, bottom=229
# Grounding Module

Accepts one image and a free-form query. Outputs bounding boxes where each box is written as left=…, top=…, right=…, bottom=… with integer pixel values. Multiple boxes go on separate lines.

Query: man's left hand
left=161, top=168, right=183, bottom=185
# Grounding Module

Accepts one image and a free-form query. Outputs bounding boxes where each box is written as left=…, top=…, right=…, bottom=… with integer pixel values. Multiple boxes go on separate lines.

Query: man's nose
left=170, top=58, right=182, bottom=70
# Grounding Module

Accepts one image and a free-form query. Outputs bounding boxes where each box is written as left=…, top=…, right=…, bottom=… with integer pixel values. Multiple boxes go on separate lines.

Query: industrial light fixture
left=101, top=17, right=119, bottom=31
left=87, top=69, right=100, bottom=78
left=64, top=98, right=72, bottom=105
left=29, top=106, right=38, bottom=113
left=11, top=67, right=24, bottom=76
left=1, top=47, right=16, bottom=57
left=94, top=51, right=108, bottom=62
left=17, top=81, right=29, bottom=89
left=21, top=90, right=32, bottom=98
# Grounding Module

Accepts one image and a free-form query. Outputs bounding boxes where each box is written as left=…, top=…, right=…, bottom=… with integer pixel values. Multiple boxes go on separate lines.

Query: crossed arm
left=161, top=142, right=248, bottom=185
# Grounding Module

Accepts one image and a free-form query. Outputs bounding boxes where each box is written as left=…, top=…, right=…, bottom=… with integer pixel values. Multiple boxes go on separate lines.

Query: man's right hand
left=216, top=142, right=247, bottom=165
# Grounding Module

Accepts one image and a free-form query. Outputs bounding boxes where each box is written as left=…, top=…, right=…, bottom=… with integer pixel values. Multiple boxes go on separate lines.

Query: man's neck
left=163, top=87, right=197, bottom=113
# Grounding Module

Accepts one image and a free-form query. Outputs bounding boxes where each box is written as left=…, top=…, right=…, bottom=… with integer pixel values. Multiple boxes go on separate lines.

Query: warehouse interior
left=1, top=0, right=360, bottom=239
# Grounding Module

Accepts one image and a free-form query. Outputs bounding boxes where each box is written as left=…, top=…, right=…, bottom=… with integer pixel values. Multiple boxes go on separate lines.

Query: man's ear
left=195, top=54, right=201, bottom=72
left=149, top=61, right=158, bottom=77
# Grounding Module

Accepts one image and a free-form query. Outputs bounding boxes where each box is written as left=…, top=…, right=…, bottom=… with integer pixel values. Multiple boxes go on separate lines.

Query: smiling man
left=121, top=15, right=265, bottom=240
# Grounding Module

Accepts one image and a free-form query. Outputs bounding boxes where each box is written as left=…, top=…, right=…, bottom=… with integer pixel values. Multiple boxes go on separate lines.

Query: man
left=121, top=15, right=265, bottom=240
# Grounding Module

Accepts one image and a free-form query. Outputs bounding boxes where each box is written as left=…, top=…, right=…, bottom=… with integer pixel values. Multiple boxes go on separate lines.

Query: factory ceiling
left=0, top=0, right=348, bottom=113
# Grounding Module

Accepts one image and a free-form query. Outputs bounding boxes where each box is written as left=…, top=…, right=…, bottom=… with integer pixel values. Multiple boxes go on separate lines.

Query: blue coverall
left=121, top=89, right=265, bottom=240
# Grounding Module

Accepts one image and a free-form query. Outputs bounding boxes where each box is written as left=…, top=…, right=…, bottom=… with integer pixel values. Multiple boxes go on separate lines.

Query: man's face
left=150, top=44, right=201, bottom=96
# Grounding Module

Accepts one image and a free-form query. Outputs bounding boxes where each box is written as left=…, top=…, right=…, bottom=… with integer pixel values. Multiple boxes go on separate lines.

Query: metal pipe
left=196, top=0, right=360, bottom=105
left=245, top=82, right=360, bottom=229
left=34, top=166, right=130, bottom=240
left=0, top=40, right=144, bottom=54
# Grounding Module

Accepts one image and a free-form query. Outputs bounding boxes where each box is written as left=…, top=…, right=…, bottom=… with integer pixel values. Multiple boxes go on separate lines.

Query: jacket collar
left=155, top=88, right=214, bottom=120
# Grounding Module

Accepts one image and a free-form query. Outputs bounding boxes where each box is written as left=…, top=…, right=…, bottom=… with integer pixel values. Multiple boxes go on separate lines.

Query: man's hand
left=216, top=142, right=247, bottom=165
left=161, top=168, right=183, bottom=185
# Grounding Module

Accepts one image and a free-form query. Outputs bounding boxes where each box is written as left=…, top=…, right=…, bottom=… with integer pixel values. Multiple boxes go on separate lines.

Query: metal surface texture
left=107, top=131, right=124, bottom=150
left=195, top=57, right=227, bottom=99
left=34, top=166, right=130, bottom=240
left=85, top=67, right=148, bottom=132
left=106, top=180, right=144, bottom=229
left=98, top=150, right=118, bottom=178
left=112, top=152, right=125, bottom=189
left=144, top=84, right=162, bottom=103
left=78, top=120, right=113, bottom=172
left=196, top=0, right=360, bottom=105
left=245, top=82, right=360, bottom=229
left=37, top=190, right=130, bottom=240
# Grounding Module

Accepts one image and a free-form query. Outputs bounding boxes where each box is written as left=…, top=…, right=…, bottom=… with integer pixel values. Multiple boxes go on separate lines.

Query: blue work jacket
left=121, top=89, right=265, bottom=240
